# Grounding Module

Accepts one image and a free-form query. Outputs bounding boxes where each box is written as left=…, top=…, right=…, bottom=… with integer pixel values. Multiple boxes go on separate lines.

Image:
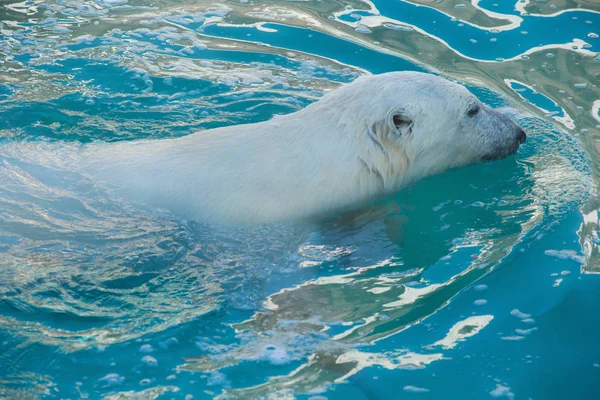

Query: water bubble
left=470, top=39, right=477, bottom=44
left=510, top=309, right=531, bottom=319
left=474, top=299, right=488, bottom=306
left=98, top=374, right=124, bottom=388
left=455, top=4, right=466, bottom=8
left=474, top=284, right=488, bottom=292
left=404, top=386, right=430, bottom=393
left=139, top=344, right=153, bottom=353
left=588, top=33, right=598, bottom=39
left=546, top=53, right=554, bottom=58
left=490, top=38, right=497, bottom=43
left=553, top=278, right=563, bottom=287
left=515, top=327, right=537, bottom=336
left=159, top=337, right=178, bottom=349
left=501, top=335, right=525, bottom=341
left=141, top=355, right=158, bottom=367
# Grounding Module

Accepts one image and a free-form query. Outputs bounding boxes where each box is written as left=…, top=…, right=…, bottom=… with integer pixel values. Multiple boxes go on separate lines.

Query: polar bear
left=80, top=71, right=526, bottom=224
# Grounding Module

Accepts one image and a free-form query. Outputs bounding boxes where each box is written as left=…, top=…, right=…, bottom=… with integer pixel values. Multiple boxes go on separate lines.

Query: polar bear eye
left=467, top=104, right=480, bottom=118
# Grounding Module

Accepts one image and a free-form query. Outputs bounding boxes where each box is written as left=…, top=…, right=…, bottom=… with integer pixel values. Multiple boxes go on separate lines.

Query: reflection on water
left=1, top=0, right=599, bottom=398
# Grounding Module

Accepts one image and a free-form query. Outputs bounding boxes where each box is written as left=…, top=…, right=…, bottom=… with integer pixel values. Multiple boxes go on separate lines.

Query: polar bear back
left=81, top=115, right=381, bottom=224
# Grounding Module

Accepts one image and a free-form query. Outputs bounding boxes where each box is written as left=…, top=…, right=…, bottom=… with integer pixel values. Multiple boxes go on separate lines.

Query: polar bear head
left=310, top=71, right=527, bottom=192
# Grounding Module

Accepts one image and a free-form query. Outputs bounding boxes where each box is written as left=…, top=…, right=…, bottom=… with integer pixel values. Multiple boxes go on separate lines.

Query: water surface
left=1, top=1, right=599, bottom=399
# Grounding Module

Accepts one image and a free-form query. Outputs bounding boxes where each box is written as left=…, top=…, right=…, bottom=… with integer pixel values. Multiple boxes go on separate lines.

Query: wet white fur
left=76, top=71, right=522, bottom=224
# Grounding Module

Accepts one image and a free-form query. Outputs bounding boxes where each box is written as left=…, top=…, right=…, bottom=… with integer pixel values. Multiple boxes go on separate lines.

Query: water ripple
left=0, top=0, right=598, bottom=398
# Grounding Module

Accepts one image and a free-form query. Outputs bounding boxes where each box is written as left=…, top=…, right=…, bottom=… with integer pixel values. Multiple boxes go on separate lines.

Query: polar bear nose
left=516, top=128, right=527, bottom=144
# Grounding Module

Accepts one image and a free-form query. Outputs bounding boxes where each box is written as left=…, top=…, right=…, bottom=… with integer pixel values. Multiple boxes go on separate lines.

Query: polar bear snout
left=481, top=129, right=526, bottom=160
left=507, top=125, right=527, bottom=155
left=477, top=108, right=527, bottom=161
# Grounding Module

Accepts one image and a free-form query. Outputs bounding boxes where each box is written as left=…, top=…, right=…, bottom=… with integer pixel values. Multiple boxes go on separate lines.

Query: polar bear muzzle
left=476, top=106, right=527, bottom=161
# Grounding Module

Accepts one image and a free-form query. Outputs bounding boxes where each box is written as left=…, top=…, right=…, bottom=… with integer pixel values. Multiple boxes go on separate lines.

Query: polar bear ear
left=387, top=107, right=413, bottom=137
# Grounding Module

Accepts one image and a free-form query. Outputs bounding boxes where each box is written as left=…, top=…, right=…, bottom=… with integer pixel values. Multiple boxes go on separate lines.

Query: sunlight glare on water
left=1, top=0, right=600, bottom=399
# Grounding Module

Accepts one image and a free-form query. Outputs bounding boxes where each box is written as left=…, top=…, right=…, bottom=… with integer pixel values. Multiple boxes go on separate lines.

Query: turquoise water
left=1, top=0, right=600, bottom=399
